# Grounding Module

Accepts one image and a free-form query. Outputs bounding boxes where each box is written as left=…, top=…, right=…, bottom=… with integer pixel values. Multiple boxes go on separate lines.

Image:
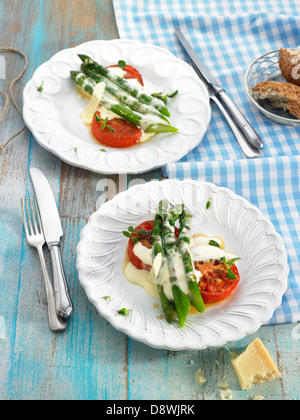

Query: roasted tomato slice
left=128, top=221, right=154, bottom=271
left=127, top=221, right=179, bottom=271
left=91, top=110, right=142, bottom=148
left=107, top=64, right=144, bottom=86
left=195, top=261, right=240, bottom=303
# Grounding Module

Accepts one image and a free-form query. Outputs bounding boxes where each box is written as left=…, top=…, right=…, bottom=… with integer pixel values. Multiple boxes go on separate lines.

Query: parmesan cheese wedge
left=232, top=338, right=281, bottom=390
left=80, top=82, right=106, bottom=124
left=149, top=253, right=162, bottom=285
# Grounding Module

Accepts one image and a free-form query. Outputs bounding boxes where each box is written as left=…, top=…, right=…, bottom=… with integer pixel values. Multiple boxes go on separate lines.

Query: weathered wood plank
left=0, top=0, right=126, bottom=401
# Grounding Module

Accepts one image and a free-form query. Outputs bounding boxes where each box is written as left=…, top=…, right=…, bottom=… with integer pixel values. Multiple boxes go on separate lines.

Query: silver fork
left=21, top=197, right=67, bottom=332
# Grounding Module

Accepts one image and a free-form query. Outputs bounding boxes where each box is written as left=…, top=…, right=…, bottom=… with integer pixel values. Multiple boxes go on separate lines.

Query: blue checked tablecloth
left=113, top=0, right=300, bottom=324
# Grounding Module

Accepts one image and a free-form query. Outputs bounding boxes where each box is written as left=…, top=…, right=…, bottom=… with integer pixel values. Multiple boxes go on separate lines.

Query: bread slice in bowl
left=279, top=47, right=300, bottom=86
left=252, top=80, right=300, bottom=120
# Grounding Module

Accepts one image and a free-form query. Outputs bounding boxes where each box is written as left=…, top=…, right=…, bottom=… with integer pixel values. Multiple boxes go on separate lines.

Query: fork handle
left=37, top=247, right=67, bottom=332
left=217, top=90, right=264, bottom=150
left=49, top=244, right=74, bottom=318
left=211, top=95, right=261, bottom=158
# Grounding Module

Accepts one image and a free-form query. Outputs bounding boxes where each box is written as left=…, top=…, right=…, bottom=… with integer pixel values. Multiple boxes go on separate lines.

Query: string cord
left=0, top=48, right=28, bottom=180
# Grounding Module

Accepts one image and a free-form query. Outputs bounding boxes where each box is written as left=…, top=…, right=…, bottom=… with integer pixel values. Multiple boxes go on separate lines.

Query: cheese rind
left=231, top=338, right=281, bottom=390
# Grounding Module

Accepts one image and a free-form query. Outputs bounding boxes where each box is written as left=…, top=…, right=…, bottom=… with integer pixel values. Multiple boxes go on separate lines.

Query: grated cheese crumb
left=220, top=388, right=233, bottom=400
left=218, top=376, right=233, bottom=400
left=194, top=368, right=207, bottom=387
left=253, top=395, right=265, bottom=400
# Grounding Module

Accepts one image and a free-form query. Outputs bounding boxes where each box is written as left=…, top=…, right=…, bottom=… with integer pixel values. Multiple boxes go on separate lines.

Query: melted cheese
left=124, top=262, right=159, bottom=299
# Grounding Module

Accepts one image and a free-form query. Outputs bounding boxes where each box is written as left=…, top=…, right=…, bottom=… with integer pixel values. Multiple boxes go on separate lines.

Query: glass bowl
left=244, top=49, right=300, bottom=127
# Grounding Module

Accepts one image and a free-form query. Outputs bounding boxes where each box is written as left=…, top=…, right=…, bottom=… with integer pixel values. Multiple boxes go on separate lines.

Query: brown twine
left=0, top=48, right=28, bottom=180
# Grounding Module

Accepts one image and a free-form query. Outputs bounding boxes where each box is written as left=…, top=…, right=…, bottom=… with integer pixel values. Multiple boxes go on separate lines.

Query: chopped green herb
left=226, top=269, right=237, bottom=280
left=219, top=257, right=241, bottom=280
left=102, top=296, right=111, bottom=301
left=122, top=226, right=149, bottom=245
left=99, top=149, right=107, bottom=152
left=231, top=257, right=242, bottom=264
left=94, top=112, right=102, bottom=123
left=118, top=60, right=126, bottom=69
left=209, top=239, right=220, bottom=248
left=94, top=114, right=115, bottom=133
left=118, top=308, right=132, bottom=316
left=107, top=125, right=115, bottom=133
left=74, top=147, right=78, bottom=153
left=100, top=117, right=109, bottom=131
left=122, top=231, right=132, bottom=238
left=151, top=90, right=179, bottom=104
left=37, top=81, right=44, bottom=92
left=167, top=89, right=178, bottom=98
left=206, top=199, right=212, bottom=209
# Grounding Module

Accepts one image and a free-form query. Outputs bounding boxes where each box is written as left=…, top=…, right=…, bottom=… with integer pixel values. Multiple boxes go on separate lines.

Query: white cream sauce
left=191, top=245, right=235, bottom=263
left=190, top=234, right=235, bottom=262
left=124, top=261, right=159, bottom=299
left=123, top=233, right=236, bottom=300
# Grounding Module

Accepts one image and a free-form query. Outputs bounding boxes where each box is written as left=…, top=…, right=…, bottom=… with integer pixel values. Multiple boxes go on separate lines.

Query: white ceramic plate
left=22, top=39, right=211, bottom=174
left=76, top=179, right=289, bottom=350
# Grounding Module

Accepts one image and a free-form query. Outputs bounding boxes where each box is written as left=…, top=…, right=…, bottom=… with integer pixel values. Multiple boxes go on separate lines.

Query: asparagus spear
left=78, top=54, right=171, bottom=117
left=152, top=200, right=175, bottom=324
left=70, top=71, right=178, bottom=133
left=163, top=204, right=191, bottom=328
left=178, top=207, right=205, bottom=313
left=81, top=64, right=170, bottom=123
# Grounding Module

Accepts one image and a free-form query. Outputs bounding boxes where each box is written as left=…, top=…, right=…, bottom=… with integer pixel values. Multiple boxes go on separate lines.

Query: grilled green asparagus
left=152, top=200, right=176, bottom=324
left=78, top=54, right=171, bottom=117
left=163, top=204, right=191, bottom=328
left=70, top=71, right=178, bottom=133
left=178, top=207, right=205, bottom=313
left=80, top=64, right=170, bottom=123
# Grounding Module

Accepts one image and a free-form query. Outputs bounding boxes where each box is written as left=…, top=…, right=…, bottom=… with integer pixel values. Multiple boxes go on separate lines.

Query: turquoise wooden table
left=0, top=0, right=299, bottom=401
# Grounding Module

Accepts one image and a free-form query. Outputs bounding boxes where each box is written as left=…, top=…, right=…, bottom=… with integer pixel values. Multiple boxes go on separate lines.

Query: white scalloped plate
left=22, top=39, right=211, bottom=174
left=76, top=180, right=289, bottom=350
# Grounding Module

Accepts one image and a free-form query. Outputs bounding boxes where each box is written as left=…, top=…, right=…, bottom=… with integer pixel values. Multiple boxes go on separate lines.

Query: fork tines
left=21, top=197, right=42, bottom=238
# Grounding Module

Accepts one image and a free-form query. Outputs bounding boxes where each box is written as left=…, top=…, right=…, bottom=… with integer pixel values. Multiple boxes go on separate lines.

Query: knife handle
left=49, top=244, right=74, bottom=318
left=218, top=90, right=264, bottom=150
left=212, top=95, right=261, bottom=158
left=37, top=247, right=67, bottom=332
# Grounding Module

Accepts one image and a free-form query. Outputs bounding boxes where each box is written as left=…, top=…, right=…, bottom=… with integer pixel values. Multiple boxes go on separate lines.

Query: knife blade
left=175, top=28, right=264, bottom=150
left=187, top=56, right=261, bottom=158
left=30, top=168, right=74, bottom=318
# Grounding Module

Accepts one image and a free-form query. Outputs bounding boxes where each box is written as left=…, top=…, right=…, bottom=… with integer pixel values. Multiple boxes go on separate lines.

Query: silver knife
left=187, top=56, right=261, bottom=158
left=30, top=168, right=74, bottom=318
left=175, top=28, right=264, bottom=151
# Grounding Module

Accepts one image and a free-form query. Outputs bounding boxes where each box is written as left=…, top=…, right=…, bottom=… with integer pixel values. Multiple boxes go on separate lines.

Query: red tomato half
left=195, top=261, right=240, bottom=303
left=107, top=64, right=144, bottom=86
left=128, top=221, right=154, bottom=271
left=127, top=221, right=179, bottom=271
left=91, top=110, right=142, bottom=148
